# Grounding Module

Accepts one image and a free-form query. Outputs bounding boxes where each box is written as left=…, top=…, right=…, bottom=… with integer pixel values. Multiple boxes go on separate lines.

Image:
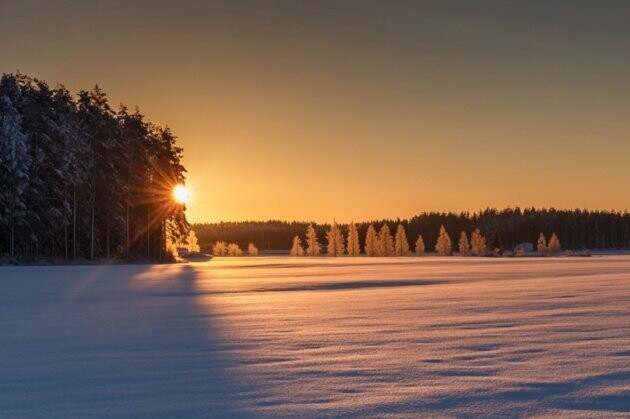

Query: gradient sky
left=2, top=1, right=629, bottom=222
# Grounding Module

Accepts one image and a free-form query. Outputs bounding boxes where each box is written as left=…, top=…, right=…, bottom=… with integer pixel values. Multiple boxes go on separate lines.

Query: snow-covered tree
left=415, top=235, right=425, bottom=256
left=378, top=224, right=394, bottom=256
left=470, top=229, right=487, bottom=256
left=326, top=221, right=345, bottom=256
left=435, top=225, right=452, bottom=256
left=227, top=243, right=242, bottom=256
left=213, top=241, right=227, bottom=256
left=248, top=243, right=259, bottom=256
left=394, top=224, right=410, bottom=256
left=305, top=224, right=320, bottom=256
left=458, top=231, right=470, bottom=256
left=548, top=233, right=561, bottom=254
left=364, top=224, right=379, bottom=256
left=290, top=235, right=304, bottom=256
left=537, top=233, right=547, bottom=255
left=346, top=221, right=360, bottom=256
left=187, top=230, right=200, bottom=252
left=0, top=74, right=30, bottom=257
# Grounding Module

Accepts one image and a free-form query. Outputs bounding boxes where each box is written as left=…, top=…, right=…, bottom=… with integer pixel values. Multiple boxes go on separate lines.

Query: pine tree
left=470, top=229, right=487, bottom=256
left=548, top=232, right=561, bottom=254
left=377, top=224, right=394, bottom=256
left=346, top=221, right=360, bottom=256
left=435, top=225, right=452, bottom=256
left=305, top=224, right=320, bottom=256
left=248, top=243, right=259, bottom=256
left=394, top=224, right=410, bottom=256
left=364, top=224, right=379, bottom=256
left=326, top=221, right=345, bottom=256
left=415, top=235, right=425, bottom=256
left=537, top=233, right=547, bottom=255
left=213, top=241, right=227, bottom=256
left=290, top=235, right=304, bottom=256
left=0, top=75, right=30, bottom=257
left=458, top=231, right=470, bottom=256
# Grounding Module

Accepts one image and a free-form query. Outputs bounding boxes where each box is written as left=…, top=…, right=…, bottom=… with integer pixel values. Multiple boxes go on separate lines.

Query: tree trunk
left=73, top=185, right=77, bottom=259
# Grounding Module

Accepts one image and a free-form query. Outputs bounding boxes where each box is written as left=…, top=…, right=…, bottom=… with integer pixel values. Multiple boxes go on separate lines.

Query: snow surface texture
left=1, top=257, right=629, bottom=417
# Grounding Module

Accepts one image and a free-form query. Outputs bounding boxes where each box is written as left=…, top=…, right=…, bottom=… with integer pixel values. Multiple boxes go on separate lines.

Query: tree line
left=286, top=222, right=567, bottom=257
left=0, top=73, right=188, bottom=262
left=193, top=208, right=630, bottom=253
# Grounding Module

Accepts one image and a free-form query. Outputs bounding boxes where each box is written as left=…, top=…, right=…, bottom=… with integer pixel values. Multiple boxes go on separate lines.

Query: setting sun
left=173, top=184, right=190, bottom=204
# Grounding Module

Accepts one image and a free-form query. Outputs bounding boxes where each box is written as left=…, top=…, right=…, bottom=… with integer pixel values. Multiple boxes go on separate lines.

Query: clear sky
left=2, top=1, right=629, bottom=222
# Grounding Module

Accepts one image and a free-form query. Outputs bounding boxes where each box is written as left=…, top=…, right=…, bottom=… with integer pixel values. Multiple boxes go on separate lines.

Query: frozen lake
left=1, top=256, right=629, bottom=417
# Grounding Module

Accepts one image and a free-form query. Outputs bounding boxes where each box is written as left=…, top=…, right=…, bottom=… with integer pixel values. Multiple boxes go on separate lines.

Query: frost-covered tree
left=548, top=233, right=561, bottom=254
left=537, top=233, right=547, bottom=255
left=326, top=221, right=345, bottom=256
left=415, top=235, right=425, bottom=256
left=394, top=224, right=410, bottom=256
left=305, top=224, right=320, bottom=256
left=213, top=241, right=227, bottom=256
left=458, top=231, right=470, bottom=256
left=0, top=74, right=30, bottom=257
left=435, top=225, right=452, bottom=256
left=248, top=243, right=259, bottom=256
left=378, top=224, right=394, bottom=256
left=187, top=230, right=200, bottom=252
left=470, top=229, right=487, bottom=256
left=227, top=243, right=242, bottom=256
left=346, top=221, right=360, bottom=256
left=290, top=235, right=304, bottom=256
left=364, top=224, right=379, bottom=256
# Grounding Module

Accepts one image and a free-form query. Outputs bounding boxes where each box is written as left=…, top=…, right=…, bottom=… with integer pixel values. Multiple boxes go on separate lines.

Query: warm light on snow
left=1, top=256, right=629, bottom=416
left=173, top=184, right=190, bottom=204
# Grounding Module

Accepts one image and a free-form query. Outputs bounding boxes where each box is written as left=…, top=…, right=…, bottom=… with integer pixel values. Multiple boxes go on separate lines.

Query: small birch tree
left=415, top=235, right=425, bottom=256
left=248, top=243, right=259, bottom=256
left=305, top=224, right=320, bottom=256
left=346, top=221, right=361, bottom=256
left=212, top=241, right=227, bottom=256
left=364, top=224, right=379, bottom=256
left=458, top=231, right=470, bottom=256
left=435, top=225, right=452, bottom=256
left=227, top=243, right=242, bottom=256
left=290, top=236, right=304, bottom=256
left=394, top=224, right=410, bottom=256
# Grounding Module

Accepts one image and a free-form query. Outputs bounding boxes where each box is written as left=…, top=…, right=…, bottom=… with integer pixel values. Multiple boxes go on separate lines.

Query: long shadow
left=0, top=263, right=255, bottom=417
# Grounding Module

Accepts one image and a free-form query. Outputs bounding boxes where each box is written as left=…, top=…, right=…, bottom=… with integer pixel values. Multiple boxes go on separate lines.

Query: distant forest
left=0, top=73, right=188, bottom=262
left=193, top=208, right=630, bottom=253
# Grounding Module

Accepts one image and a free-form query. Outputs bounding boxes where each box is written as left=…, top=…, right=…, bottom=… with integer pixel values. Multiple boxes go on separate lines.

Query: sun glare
left=173, top=184, right=190, bottom=204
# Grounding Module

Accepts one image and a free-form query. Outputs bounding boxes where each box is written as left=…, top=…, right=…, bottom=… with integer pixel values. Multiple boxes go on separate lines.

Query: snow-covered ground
left=1, top=257, right=629, bottom=417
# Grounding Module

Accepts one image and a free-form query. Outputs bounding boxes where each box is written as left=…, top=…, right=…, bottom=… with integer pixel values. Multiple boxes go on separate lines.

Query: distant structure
left=514, top=243, right=534, bottom=254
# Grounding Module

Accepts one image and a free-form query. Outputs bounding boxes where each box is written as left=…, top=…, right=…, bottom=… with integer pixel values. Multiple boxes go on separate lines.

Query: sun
left=173, top=184, right=190, bottom=204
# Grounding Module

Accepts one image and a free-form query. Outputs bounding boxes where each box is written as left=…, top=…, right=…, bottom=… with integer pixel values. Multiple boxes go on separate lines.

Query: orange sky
left=2, top=1, right=629, bottom=222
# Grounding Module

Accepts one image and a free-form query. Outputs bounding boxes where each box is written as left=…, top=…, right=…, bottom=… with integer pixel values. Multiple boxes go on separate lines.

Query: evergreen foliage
left=0, top=73, right=188, bottom=261
left=394, top=224, right=410, bottom=256
left=192, top=208, right=629, bottom=254
left=290, top=235, right=304, bottom=256
left=458, top=231, right=470, bottom=256
left=305, top=224, right=320, bottom=256
left=364, top=224, right=379, bottom=256
left=435, top=225, right=453, bottom=256
left=326, top=221, right=345, bottom=256
left=415, top=235, right=425, bottom=256
left=346, top=221, right=361, bottom=256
